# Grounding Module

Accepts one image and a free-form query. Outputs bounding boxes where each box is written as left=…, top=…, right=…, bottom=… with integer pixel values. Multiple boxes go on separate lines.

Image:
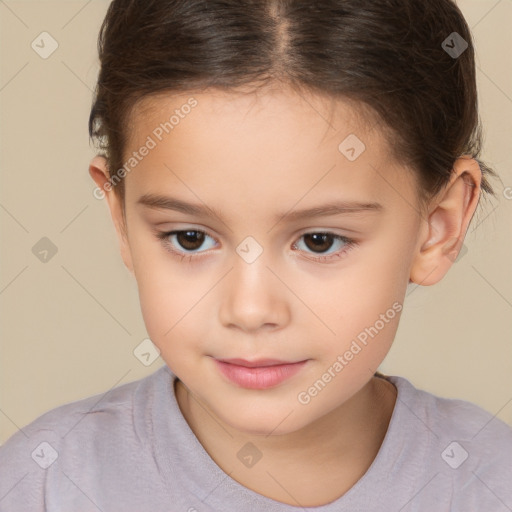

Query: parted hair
left=89, top=0, right=498, bottom=212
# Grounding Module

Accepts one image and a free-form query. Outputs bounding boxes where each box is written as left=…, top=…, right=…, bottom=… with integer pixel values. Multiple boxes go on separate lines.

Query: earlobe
left=409, top=157, right=481, bottom=286
left=88, top=155, right=134, bottom=275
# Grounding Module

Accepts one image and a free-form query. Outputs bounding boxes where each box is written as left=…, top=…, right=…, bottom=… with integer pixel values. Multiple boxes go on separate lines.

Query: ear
left=89, top=155, right=134, bottom=274
left=409, top=156, right=482, bottom=286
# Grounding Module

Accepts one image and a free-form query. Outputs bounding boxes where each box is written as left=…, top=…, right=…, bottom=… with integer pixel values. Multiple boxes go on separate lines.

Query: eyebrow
left=137, top=193, right=383, bottom=222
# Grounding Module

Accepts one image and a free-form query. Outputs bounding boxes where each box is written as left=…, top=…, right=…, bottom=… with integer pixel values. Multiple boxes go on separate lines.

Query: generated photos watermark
left=297, top=301, right=403, bottom=405
left=93, top=97, right=198, bottom=200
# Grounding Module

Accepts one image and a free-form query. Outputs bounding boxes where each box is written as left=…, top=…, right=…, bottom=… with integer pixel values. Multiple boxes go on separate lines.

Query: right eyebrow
left=136, top=193, right=383, bottom=223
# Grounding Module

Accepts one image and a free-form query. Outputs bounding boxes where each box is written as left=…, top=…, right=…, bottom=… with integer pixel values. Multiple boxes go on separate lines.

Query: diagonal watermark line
left=265, top=470, right=307, bottom=510
left=0, top=472, right=28, bottom=505
left=0, top=265, right=29, bottom=295
left=471, top=0, right=502, bottom=30
left=477, top=64, right=512, bottom=106
left=470, top=395, right=512, bottom=441
left=60, top=205, right=89, bottom=233
left=265, top=409, right=294, bottom=437
left=295, top=94, right=337, bottom=133
left=398, top=472, right=439, bottom=510
left=0, top=0, right=28, bottom=28
left=62, top=369, right=132, bottom=438
left=471, top=265, right=512, bottom=309
left=61, top=265, right=132, bottom=335
left=469, top=202, right=499, bottom=234
left=0, top=203, right=29, bottom=233
left=61, top=61, right=94, bottom=92
left=267, top=164, right=337, bottom=234
left=200, top=469, right=234, bottom=505
left=369, top=163, right=427, bottom=223
left=164, top=268, right=234, bottom=337
left=396, top=395, right=440, bottom=439
left=0, top=407, right=28, bottom=438
left=265, top=266, right=336, bottom=335
left=471, top=470, right=512, bottom=511
left=60, top=469, right=104, bottom=512
left=61, top=0, right=94, bottom=29
left=0, top=62, right=29, bottom=92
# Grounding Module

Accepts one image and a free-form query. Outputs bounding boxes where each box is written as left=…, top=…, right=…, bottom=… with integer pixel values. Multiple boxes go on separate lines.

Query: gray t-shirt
left=1, top=365, right=511, bottom=511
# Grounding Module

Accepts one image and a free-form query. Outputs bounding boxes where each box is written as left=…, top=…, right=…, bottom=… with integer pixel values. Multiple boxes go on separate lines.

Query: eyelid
left=154, top=226, right=358, bottom=263
left=153, top=224, right=219, bottom=242
left=291, top=231, right=358, bottom=262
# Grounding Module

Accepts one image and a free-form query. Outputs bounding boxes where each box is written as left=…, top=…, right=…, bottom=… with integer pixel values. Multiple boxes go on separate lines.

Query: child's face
left=103, top=87, right=428, bottom=435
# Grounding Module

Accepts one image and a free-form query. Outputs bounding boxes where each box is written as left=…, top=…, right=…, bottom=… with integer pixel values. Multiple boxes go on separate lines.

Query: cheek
left=129, top=243, right=202, bottom=352
left=130, top=222, right=410, bottom=365
left=355, top=226, right=415, bottom=294
left=137, top=276, right=208, bottom=376
left=316, top=241, right=409, bottom=363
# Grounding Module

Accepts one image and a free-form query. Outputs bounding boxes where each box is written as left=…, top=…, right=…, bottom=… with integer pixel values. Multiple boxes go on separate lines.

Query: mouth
left=212, top=357, right=309, bottom=389
left=215, top=357, right=305, bottom=368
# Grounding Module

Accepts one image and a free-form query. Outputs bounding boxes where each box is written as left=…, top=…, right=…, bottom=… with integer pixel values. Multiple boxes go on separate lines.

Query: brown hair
left=89, top=0, right=499, bottom=214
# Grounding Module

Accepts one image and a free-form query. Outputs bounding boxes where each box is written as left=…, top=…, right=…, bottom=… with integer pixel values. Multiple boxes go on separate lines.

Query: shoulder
left=389, top=375, right=509, bottom=425
left=388, top=374, right=512, bottom=442
left=386, top=375, right=512, bottom=506
left=0, top=366, right=172, bottom=509
left=3, top=367, right=159, bottom=441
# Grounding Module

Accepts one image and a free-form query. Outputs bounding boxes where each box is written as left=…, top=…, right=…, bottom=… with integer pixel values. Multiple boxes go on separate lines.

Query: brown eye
left=302, top=233, right=335, bottom=253
left=156, top=228, right=218, bottom=261
left=156, top=228, right=357, bottom=264
left=292, top=232, right=357, bottom=262
left=175, top=230, right=206, bottom=251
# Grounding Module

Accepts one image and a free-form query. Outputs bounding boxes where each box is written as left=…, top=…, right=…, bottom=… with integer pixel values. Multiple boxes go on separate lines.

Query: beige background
left=1, top=0, right=511, bottom=444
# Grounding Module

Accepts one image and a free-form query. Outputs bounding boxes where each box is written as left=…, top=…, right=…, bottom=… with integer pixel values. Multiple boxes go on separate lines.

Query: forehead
left=128, top=86, right=378, bottom=149
left=123, top=87, right=418, bottom=213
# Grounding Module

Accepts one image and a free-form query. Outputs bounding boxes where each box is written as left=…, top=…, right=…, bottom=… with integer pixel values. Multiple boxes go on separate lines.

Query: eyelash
left=154, top=228, right=358, bottom=263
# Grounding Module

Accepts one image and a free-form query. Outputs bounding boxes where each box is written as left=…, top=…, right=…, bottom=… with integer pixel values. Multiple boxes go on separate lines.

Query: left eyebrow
left=136, top=193, right=383, bottom=223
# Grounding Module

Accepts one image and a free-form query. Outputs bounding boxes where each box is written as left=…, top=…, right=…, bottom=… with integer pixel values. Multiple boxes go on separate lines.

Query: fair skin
left=90, top=85, right=481, bottom=507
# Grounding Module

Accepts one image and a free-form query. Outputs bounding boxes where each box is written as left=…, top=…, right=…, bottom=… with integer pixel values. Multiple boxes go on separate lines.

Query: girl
left=1, top=1, right=510, bottom=510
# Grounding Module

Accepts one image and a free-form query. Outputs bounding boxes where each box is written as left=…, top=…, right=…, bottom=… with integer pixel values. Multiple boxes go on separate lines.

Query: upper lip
left=215, top=358, right=306, bottom=368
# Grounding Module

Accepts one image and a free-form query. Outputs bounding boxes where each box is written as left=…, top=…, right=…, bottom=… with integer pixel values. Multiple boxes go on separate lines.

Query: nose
left=218, top=254, right=291, bottom=333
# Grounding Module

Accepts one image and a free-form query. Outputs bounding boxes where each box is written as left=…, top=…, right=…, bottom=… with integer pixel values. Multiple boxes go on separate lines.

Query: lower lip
left=214, top=359, right=308, bottom=390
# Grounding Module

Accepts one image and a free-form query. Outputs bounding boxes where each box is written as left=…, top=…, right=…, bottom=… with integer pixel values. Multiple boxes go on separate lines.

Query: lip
left=216, top=357, right=302, bottom=368
left=213, top=358, right=308, bottom=390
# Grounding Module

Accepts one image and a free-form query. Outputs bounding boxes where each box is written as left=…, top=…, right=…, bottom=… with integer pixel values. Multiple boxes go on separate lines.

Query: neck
left=174, top=376, right=397, bottom=507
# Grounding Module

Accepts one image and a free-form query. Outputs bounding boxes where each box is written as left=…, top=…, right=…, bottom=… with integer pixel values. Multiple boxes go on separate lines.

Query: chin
left=218, top=407, right=307, bottom=437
